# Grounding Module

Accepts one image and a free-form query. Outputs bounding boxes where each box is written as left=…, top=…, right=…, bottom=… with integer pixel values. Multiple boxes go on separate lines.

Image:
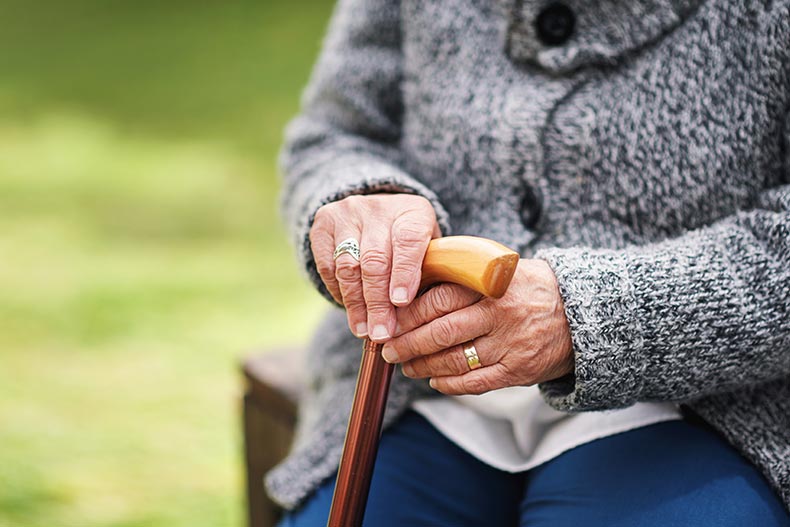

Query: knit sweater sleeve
left=535, top=173, right=790, bottom=412
left=279, top=0, right=450, bottom=302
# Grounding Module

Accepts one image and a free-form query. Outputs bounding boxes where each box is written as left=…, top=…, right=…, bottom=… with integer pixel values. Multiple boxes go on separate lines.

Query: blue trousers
left=280, top=411, right=789, bottom=526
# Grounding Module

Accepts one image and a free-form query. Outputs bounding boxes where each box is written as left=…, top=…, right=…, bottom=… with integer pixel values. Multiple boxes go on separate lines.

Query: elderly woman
left=268, top=0, right=790, bottom=525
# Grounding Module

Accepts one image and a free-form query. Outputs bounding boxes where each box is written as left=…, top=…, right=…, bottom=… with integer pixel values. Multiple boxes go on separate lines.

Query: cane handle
left=420, top=236, right=519, bottom=298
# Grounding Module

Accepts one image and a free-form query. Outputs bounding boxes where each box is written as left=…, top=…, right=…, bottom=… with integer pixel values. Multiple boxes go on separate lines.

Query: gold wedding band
left=463, top=343, right=482, bottom=371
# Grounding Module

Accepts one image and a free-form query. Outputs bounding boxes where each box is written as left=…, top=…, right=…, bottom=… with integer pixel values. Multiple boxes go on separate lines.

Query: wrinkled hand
left=381, top=259, right=574, bottom=395
left=310, top=194, right=440, bottom=341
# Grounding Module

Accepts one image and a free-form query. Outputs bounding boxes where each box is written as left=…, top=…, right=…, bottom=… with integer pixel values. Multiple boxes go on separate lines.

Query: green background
left=0, top=1, right=335, bottom=525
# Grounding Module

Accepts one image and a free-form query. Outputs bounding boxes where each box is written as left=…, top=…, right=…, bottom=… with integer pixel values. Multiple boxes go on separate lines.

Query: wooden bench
left=241, top=349, right=305, bottom=527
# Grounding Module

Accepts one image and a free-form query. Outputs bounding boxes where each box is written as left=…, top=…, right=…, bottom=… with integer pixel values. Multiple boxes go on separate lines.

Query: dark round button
left=535, top=3, right=575, bottom=46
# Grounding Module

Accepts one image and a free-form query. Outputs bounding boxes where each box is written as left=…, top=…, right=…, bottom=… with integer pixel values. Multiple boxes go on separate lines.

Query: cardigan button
left=535, top=3, right=575, bottom=46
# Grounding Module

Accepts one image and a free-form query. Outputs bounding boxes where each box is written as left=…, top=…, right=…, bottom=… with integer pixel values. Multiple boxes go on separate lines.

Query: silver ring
left=463, top=342, right=482, bottom=371
left=333, top=237, right=360, bottom=261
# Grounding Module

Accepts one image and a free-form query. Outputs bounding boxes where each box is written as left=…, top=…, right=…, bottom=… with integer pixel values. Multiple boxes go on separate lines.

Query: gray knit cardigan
left=269, top=0, right=790, bottom=512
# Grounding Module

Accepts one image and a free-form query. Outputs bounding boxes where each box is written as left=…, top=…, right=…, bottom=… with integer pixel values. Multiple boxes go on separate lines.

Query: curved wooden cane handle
left=327, top=236, right=519, bottom=527
left=420, top=235, right=520, bottom=298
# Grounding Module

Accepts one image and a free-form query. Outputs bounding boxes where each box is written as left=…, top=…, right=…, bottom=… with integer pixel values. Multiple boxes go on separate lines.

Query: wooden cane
left=327, top=236, right=520, bottom=527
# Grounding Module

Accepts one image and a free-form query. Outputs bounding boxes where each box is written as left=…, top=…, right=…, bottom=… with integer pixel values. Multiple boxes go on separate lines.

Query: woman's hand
left=310, top=194, right=441, bottom=342
left=381, top=259, right=574, bottom=395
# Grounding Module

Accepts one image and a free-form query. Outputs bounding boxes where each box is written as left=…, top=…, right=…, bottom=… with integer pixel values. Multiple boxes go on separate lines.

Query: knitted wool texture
left=271, top=0, right=790, bottom=511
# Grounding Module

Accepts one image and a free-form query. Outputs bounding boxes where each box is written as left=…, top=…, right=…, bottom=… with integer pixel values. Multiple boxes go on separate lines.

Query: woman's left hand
left=381, top=259, right=574, bottom=395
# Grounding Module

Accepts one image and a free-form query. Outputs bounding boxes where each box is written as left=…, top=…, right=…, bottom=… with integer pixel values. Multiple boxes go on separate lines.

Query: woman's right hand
left=309, top=194, right=441, bottom=342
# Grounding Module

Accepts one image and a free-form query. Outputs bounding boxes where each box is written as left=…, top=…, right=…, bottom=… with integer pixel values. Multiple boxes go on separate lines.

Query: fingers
left=401, top=333, right=507, bottom=377
left=388, top=212, right=434, bottom=306
left=309, top=194, right=440, bottom=342
left=429, top=364, right=511, bottom=395
left=398, top=337, right=514, bottom=396
left=333, top=226, right=368, bottom=338
left=360, top=223, right=395, bottom=341
left=400, top=342, right=476, bottom=379
left=382, top=302, right=495, bottom=363
left=394, top=283, right=481, bottom=336
left=310, top=209, right=342, bottom=305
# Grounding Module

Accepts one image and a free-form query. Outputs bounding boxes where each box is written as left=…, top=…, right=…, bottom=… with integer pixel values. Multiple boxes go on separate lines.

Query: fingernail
left=429, top=378, right=437, bottom=389
left=382, top=344, right=398, bottom=363
left=401, top=363, right=414, bottom=377
left=370, top=324, right=390, bottom=342
left=355, top=322, right=368, bottom=337
left=391, top=287, right=408, bottom=305
left=394, top=322, right=402, bottom=335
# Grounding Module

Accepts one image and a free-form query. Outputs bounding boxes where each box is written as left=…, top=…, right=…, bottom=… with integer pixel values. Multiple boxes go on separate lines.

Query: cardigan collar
left=502, top=0, right=705, bottom=73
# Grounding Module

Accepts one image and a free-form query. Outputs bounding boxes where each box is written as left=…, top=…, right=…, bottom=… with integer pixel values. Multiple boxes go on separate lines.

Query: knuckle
left=442, top=349, right=467, bottom=373
left=360, top=250, right=391, bottom=278
left=474, top=304, right=496, bottom=333
left=413, top=195, right=434, bottom=212
left=335, top=259, right=360, bottom=282
left=308, top=228, right=320, bottom=246
left=408, top=297, right=434, bottom=328
left=364, top=292, right=393, bottom=317
left=408, top=358, right=428, bottom=377
left=366, top=302, right=391, bottom=318
left=428, top=319, right=455, bottom=349
left=340, top=194, right=362, bottom=207
left=463, top=376, right=491, bottom=395
left=435, top=379, right=458, bottom=395
left=391, top=220, right=430, bottom=246
left=401, top=194, right=434, bottom=215
left=343, top=296, right=366, bottom=312
left=309, top=230, right=332, bottom=255
left=312, top=206, right=328, bottom=224
left=394, top=309, right=416, bottom=333
left=397, top=333, right=418, bottom=359
left=390, top=259, right=419, bottom=279
left=428, top=286, right=457, bottom=315
left=313, top=205, right=336, bottom=228
left=315, top=259, right=334, bottom=280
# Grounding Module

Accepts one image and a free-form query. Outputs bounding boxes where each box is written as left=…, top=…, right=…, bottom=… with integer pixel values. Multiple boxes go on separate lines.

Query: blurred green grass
left=0, top=1, right=334, bottom=526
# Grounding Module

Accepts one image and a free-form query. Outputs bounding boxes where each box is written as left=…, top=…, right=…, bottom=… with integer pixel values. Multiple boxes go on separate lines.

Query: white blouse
left=411, top=385, right=680, bottom=472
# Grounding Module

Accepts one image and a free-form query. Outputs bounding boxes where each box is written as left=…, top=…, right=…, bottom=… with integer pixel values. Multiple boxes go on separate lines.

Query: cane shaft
left=327, top=339, right=392, bottom=527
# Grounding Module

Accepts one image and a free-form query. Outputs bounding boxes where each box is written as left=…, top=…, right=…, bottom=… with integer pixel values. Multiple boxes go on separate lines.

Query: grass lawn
left=0, top=1, right=334, bottom=525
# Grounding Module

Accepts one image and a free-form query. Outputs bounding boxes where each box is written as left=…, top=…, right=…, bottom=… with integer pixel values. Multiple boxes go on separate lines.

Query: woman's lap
left=280, top=411, right=524, bottom=526
left=279, top=411, right=789, bottom=527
